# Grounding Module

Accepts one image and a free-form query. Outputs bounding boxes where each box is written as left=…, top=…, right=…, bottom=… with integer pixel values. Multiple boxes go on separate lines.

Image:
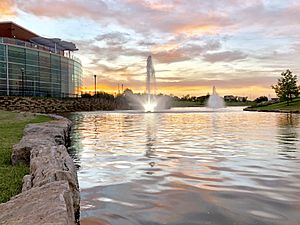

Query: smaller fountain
left=207, top=86, right=225, bottom=109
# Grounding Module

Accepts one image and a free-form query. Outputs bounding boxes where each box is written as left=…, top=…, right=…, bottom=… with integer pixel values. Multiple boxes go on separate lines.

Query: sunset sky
left=1, top=0, right=300, bottom=98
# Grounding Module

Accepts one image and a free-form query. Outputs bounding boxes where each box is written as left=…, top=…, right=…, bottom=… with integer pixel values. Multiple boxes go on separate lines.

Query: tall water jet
left=207, top=86, right=225, bottom=109
left=144, top=56, right=157, bottom=112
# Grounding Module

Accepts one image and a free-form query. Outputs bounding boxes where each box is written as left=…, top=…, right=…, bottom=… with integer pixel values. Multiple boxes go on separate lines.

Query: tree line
left=80, top=69, right=299, bottom=107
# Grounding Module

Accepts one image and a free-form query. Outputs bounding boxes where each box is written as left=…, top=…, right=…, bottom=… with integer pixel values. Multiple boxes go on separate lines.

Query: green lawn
left=171, top=100, right=253, bottom=108
left=0, top=111, right=51, bottom=203
left=246, top=98, right=300, bottom=111
left=225, top=101, right=254, bottom=107
left=171, top=100, right=204, bottom=107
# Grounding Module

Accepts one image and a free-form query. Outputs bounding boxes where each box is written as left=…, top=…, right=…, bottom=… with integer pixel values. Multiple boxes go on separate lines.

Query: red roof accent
left=0, top=21, right=39, bottom=41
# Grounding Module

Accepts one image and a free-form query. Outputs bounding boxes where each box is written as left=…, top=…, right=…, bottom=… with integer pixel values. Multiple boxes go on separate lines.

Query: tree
left=81, top=93, right=92, bottom=98
left=272, top=70, right=299, bottom=105
left=123, top=88, right=133, bottom=96
left=254, top=96, right=268, bottom=103
left=94, top=91, right=114, bottom=100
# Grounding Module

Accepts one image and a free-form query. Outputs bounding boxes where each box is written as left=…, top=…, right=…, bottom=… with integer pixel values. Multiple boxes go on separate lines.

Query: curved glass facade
left=0, top=38, right=82, bottom=97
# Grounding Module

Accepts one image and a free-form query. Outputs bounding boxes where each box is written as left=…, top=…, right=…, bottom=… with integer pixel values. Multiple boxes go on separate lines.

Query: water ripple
left=69, top=108, right=300, bottom=225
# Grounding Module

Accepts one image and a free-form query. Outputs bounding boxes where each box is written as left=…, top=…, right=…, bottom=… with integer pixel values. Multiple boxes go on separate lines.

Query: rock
left=11, top=119, right=72, bottom=165
left=24, top=120, right=72, bottom=145
left=22, top=175, right=32, bottom=192
left=12, top=136, right=55, bottom=165
left=80, top=218, right=110, bottom=225
left=0, top=181, right=75, bottom=225
left=29, top=145, right=80, bottom=219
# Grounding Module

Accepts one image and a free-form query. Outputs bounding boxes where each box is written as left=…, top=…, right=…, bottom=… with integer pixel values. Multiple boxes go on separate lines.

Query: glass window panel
left=26, top=49, right=39, bottom=66
left=8, top=46, right=25, bottom=64
left=39, top=52, right=50, bottom=68
left=0, top=44, right=6, bottom=62
left=8, top=63, right=24, bottom=80
left=0, top=62, right=6, bottom=79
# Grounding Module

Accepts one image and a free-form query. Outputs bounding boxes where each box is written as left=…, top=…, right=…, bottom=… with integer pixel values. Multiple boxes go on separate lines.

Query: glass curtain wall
left=0, top=43, right=82, bottom=97
left=0, top=44, right=7, bottom=96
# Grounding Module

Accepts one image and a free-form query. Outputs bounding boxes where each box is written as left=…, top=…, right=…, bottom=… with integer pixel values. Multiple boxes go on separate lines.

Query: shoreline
left=244, top=107, right=300, bottom=114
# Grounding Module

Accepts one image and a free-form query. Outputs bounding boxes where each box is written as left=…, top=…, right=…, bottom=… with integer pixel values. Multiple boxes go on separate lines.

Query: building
left=224, top=95, right=236, bottom=102
left=0, top=22, right=82, bottom=97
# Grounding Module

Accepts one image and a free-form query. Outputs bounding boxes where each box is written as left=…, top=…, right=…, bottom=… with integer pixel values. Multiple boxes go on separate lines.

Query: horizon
left=1, top=0, right=300, bottom=99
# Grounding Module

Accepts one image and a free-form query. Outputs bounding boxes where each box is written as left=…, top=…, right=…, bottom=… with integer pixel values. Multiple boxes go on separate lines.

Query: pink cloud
left=0, top=0, right=16, bottom=16
left=203, top=51, right=248, bottom=63
left=17, top=0, right=109, bottom=20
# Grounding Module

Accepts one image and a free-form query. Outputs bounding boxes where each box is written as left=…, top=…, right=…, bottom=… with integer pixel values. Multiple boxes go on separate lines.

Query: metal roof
left=29, top=37, right=78, bottom=51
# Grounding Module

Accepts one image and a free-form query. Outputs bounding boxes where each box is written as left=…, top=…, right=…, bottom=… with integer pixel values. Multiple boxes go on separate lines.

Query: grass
left=225, top=101, right=254, bottom=107
left=0, top=111, right=52, bottom=203
left=171, top=100, right=253, bottom=108
left=171, top=100, right=204, bottom=107
left=246, top=98, right=300, bottom=111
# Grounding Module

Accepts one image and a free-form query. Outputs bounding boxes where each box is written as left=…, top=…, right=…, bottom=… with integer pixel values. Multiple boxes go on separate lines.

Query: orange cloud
left=151, top=43, right=180, bottom=52
left=0, top=0, right=16, bottom=17
left=127, top=0, right=175, bottom=11
left=174, top=24, right=220, bottom=36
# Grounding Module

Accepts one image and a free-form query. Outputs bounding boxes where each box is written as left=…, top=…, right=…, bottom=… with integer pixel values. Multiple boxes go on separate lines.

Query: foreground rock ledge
left=0, top=181, right=75, bottom=225
left=0, top=115, right=79, bottom=225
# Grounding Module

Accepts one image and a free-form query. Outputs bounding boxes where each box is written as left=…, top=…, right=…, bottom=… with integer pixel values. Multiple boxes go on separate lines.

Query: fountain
left=124, top=56, right=169, bottom=111
left=207, top=86, right=225, bottom=109
left=143, top=56, right=157, bottom=112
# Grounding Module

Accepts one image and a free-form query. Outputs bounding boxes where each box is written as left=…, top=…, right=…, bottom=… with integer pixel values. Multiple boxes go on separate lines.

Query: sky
left=1, top=0, right=300, bottom=98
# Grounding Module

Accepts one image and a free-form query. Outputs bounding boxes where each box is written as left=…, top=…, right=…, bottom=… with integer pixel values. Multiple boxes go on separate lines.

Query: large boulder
left=11, top=119, right=72, bottom=165
left=26, top=145, right=80, bottom=220
left=0, top=181, right=75, bottom=225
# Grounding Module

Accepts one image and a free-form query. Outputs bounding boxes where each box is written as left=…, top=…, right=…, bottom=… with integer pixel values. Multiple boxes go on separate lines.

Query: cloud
left=15, top=0, right=232, bottom=36
left=11, top=0, right=300, bottom=97
left=16, top=0, right=109, bottom=20
left=153, top=40, right=222, bottom=63
left=15, top=0, right=300, bottom=38
left=203, top=51, right=248, bottom=63
left=137, top=40, right=156, bottom=47
left=156, top=76, right=277, bottom=89
left=0, top=0, right=16, bottom=17
left=77, top=39, right=147, bottom=62
left=83, top=72, right=278, bottom=96
left=77, top=34, right=223, bottom=65
left=95, top=32, right=130, bottom=45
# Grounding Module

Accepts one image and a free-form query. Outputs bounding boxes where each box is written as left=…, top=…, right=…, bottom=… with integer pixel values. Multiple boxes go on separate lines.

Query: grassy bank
left=171, top=100, right=204, bottom=107
left=245, top=98, right=300, bottom=112
left=0, top=111, right=51, bottom=203
left=225, top=101, right=254, bottom=107
left=171, top=100, right=253, bottom=108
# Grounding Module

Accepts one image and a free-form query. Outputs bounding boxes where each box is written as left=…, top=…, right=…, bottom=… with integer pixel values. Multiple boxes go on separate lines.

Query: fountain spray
left=144, top=56, right=157, bottom=112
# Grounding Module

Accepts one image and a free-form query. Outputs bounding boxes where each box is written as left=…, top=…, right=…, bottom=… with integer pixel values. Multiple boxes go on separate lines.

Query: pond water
left=69, top=107, right=300, bottom=225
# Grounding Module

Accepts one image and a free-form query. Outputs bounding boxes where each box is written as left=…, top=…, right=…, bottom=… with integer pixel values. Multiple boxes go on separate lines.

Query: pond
left=69, top=107, right=300, bottom=225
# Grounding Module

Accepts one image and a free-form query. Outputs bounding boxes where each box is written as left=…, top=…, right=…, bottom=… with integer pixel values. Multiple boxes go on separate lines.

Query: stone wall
left=0, top=115, right=80, bottom=225
left=0, top=96, right=118, bottom=113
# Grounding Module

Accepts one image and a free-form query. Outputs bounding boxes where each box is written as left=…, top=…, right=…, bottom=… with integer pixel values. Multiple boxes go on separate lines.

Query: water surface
left=70, top=107, right=300, bottom=225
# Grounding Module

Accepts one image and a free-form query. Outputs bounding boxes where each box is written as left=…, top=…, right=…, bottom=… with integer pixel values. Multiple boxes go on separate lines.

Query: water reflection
left=277, top=114, right=299, bottom=158
left=69, top=109, right=300, bottom=225
left=145, top=113, right=158, bottom=157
